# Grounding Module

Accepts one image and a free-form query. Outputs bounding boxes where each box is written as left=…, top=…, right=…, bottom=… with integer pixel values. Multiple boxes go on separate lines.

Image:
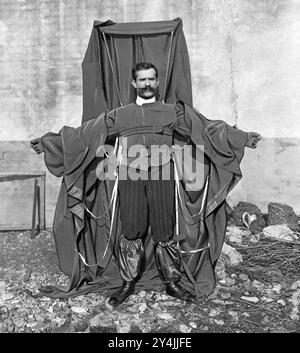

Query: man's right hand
left=30, top=138, right=44, bottom=154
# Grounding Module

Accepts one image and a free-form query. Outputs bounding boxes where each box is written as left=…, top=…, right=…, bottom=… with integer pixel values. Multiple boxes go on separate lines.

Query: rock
left=157, top=312, right=174, bottom=321
left=0, top=322, right=6, bottom=333
left=261, top=316, right=269, bottom=324
left=239, top=274, right=249, bottom=281
left=272, top=284, right=283, bottom=294
left=26, top=321, right=38, bottom=328
left=211, top=299, right=234, bottom=305
left=117, top=323, right=131, bottom=333
left=71, top=306, right=88, bottom=315
left=241, top=296, right=259, bottom=303
left=228, top=311, right=239, bottom=322
left=189, top=321, right=197, bottom=329
left=226, top=226, right=248, bottom=244
left=179, top=324, right=192, bottom=333
left=159, top=294, right=169, bottom=301
left=209, top=308, right=221, bottom=317
left=286, top=321, right=299, bottom=331
left=290, top=280, right=300, bottom=290
left=214, top=319, right=224, bottom=325
left=265, top=269, right=283, bottom=282
left=249, top=233, right=261, bottom=243
left=161, top=301, right=182, bottom=307
left=2, top=293, right=14, bottom=301
left=263, top=224, right=298, bottom=242
left=232, top=202, right=266, bottom=232
left=215, top=260, right=227, bottom=280
left=289, top=311, right=299, bottom=321
left=151, top=303, right=159, bottom=310
left=221, top=243, right=243, bottom=267
left=13, top=317, right=25, bottom=328
left=226, top=278, right=236, bottom=287
left=289, top=287, right=300, bottom=321
left=47, top=306, right=54, bottom=313
left=242, top=312, right=250, bottom=317
left=138, top=303, right=147, bottom=313
left=277, top=299, right=286, bottom=306
left=268, top=203, right=300, bottom=231
left=90, top=313, right=113, bottom=327
left=141, top=325, right=151, bottom=333
left=126, top=306, right=137, bottom=313
left=2, top=318, right=15, bottom=332
left=40, top=297, right=51, bottom=301
left=220, top=292, right=231, bottom=299
left=0, top=281, right=6, bottom=296
left=207, top=289, right=219, bottom=300
left=251, top=280, right=267, bottom=292
left=138, top=290, right=146, bottom=298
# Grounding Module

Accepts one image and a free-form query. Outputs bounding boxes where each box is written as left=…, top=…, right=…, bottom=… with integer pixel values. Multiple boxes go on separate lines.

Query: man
left=31, top=62, right=261, bottom=306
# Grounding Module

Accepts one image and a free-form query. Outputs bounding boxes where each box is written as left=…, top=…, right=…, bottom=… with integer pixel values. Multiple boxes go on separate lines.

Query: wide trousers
left=118, top=166, right=175, bottom=242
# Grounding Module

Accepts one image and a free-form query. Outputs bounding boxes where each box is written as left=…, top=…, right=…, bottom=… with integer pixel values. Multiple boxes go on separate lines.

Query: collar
left=136, top=96, right=156, bottom=106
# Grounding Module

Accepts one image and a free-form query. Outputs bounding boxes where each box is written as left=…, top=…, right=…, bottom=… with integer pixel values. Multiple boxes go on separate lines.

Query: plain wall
left=0, top=0, right=299, bottom=228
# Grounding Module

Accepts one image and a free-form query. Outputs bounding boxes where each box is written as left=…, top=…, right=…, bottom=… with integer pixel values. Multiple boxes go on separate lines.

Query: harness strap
left=119, top=126, right=173, bottom=137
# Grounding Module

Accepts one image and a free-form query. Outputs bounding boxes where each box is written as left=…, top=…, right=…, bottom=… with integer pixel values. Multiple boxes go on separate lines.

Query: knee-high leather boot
left=108, top=234, right=146, bottom=307
left=154, top=239, right=194, bottom=302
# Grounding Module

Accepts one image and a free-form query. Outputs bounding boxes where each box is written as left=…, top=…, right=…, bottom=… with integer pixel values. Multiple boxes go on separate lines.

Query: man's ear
left=131, top=79, right=137, bottom=89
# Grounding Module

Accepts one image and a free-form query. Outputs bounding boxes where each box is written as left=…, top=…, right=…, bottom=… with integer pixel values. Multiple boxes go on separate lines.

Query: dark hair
left=132, top=62, right=158, bottom=80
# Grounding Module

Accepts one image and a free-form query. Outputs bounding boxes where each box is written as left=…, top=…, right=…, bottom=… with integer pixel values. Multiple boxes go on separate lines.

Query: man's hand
left=30, top=138, right=44, bottom=154
left=246, top=132, right=261, bottom=149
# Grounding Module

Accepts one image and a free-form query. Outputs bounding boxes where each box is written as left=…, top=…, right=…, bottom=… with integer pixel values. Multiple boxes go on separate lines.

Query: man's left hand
left=246, top=132, right=261, bottom=149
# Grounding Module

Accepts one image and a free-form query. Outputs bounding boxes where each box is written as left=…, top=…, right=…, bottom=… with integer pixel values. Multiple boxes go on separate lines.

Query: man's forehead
left=135, top=68, right=157, bottom=79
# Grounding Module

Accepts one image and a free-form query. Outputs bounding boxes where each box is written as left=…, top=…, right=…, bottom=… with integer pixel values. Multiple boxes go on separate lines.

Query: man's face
left=132, top=68, right=159, bottom=99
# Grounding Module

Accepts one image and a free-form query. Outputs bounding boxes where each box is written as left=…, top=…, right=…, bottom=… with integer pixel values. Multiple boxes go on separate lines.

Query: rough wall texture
left=0, top=0, right=299, bottom=227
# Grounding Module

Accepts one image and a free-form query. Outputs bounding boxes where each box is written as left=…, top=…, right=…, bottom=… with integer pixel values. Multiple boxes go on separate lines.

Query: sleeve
left=41, top=132, right=64, bottom=177
left=40, top=112, right=109, bottom=178
left=173, top=100, right=192, bottom=138
left=175, top=101, right=248, bottom=159
left=226, top=125, right=248, bottom=163
left=104, top=109, right=118, bottom=138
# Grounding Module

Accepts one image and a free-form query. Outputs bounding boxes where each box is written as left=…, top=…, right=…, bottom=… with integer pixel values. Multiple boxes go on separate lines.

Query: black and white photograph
left=0, top=0, right=299, bottom=343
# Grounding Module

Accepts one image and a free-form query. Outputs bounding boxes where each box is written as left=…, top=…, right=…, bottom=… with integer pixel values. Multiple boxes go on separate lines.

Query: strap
left=119, top=126, right=173, bottom=137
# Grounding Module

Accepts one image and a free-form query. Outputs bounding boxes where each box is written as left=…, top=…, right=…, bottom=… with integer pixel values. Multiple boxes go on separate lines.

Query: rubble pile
left=0, top=201, right=299, bottom=333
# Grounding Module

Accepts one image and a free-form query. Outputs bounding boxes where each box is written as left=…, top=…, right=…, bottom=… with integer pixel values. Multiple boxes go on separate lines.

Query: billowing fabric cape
left=38, top=19, right=247, bottom=298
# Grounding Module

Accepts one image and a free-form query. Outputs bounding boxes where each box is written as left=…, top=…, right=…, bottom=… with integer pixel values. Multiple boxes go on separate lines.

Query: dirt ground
left=0, top=229, right=299, bottom=334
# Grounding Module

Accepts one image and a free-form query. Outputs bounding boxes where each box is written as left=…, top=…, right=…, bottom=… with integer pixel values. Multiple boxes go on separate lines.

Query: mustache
left=139, top=87, right=156, bottom=92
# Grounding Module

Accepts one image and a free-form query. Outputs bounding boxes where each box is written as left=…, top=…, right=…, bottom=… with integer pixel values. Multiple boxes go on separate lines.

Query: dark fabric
left=154, top=240, right=183, bottom=285
left=107, top=102, right=176, bottom=150
left=118, top=170, right=175, bottom=242
left=38, top=101, right=247, bottom=299
left=36, top=18, right=248, bottom=299
left=118, top=234, right=146, bottom=283
left=81, top=18, right=192, bottom=123
left=105, top=102, right=177, bottom=173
